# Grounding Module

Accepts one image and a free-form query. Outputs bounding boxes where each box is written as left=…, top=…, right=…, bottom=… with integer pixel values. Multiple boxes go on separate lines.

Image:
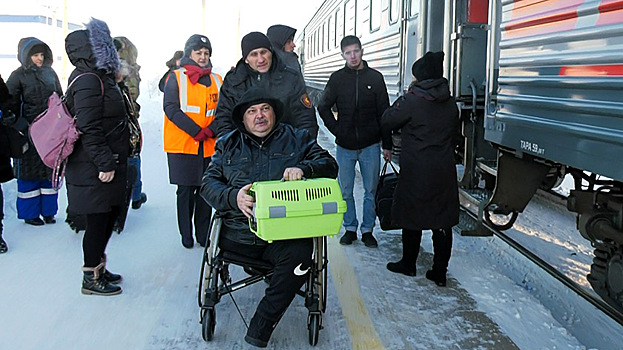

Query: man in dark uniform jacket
left=212, top=31, right=318, bottom=138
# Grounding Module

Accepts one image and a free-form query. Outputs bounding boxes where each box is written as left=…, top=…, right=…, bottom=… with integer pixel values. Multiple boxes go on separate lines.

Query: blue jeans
left=336, top=143, right=381, bottom=233
left=128, top=155, right=143, bottom=202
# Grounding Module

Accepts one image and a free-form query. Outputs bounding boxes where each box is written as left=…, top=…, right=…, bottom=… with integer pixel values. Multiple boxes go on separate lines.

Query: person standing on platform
left=212, top=31, right=317, bottom=138
left=317, top=35, right=391, bottom=248
left=381, top=52, right=459, bottom=286
left=163, top=34, right=222, bottom=249
left=266, top=24, right=301, bottom=73
left=64, top=18, right=129, bottom=295
left=6, top=37, right=63, bottom=226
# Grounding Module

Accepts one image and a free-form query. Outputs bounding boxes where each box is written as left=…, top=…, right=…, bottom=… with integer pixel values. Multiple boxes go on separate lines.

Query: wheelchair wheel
left=308, top=312, right=321, bottom=346
left=201, top=308, right=216, bottom=341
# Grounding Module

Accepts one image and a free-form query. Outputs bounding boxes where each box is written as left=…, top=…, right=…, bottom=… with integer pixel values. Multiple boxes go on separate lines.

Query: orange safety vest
left=163, top=68, right=222, bottom=157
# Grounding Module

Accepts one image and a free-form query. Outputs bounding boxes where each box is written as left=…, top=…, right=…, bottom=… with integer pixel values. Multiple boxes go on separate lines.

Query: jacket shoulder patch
left=300, top=93, right=312, bottom=108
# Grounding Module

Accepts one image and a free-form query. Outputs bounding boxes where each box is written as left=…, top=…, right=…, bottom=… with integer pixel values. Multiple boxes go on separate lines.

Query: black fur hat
left=411, top=51, right=444, bottom=81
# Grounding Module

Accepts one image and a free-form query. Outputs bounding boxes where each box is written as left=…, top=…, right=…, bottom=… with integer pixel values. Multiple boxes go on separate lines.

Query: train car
left=299, top=0, right=623, bottom=312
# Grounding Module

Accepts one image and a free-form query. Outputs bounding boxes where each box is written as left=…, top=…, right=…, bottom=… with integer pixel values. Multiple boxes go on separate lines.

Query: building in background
left=0, top=2, right=83, bottom=83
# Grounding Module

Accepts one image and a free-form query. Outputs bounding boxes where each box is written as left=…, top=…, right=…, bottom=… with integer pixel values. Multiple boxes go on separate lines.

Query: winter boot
left=0, top=234, right=7, bottom=254
left=101, top=254, right=122, bottom=284
left=131, top=193, right=147, bottom=209
left=339, top=230, right=357, bottom=245
left=361, top=232, right=378, bottom=248
left=81, top=263, right=122, bottom=296
left=426, top=228, right=453, bottom=287
left=386, top=229, right=422, bottom=276
left=244, top=313, right=276, bottom=348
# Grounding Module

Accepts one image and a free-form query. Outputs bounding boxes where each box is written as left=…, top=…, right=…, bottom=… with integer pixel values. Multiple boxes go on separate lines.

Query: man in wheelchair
left=201, top=87, right=338, bottom=347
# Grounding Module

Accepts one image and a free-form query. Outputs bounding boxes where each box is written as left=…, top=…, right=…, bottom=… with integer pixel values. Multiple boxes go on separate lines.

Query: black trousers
left=83, top=206, right=120, bottom=268
left=176, top=185, right=211, bottom=246
left=403, top=227, right=453, bottom=272
left=220, top=237, right=313, bottom=323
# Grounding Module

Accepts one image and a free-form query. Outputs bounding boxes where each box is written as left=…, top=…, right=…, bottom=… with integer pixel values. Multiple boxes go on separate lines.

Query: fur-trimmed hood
left=17, top=37, right=53, bottom=68
left=65, top=18, right=119, bottom=74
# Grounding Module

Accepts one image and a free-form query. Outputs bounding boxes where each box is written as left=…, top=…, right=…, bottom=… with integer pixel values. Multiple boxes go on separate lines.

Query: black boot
left=101, top=254, right=122, bottom=284
left=0, top=235, right=7, bottom=254
left=245, top=313, right=276, bottom=348
left=386, top=229, right=422, bottom=276
left=82, top=263, right=122, bottom=296
left=426, top=228, right=453, bottom=287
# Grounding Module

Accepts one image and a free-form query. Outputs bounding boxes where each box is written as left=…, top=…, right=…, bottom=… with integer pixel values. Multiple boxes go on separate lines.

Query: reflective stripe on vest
left=163, top=68, right=222, bottom=156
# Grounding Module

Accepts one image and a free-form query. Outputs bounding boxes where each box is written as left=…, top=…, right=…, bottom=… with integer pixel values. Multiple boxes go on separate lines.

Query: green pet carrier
left=249, top=178, right=346, bottom=242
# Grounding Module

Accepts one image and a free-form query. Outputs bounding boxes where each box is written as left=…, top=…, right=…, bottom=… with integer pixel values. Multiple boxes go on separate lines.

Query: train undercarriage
left=457, top=106, right=623, bottom=313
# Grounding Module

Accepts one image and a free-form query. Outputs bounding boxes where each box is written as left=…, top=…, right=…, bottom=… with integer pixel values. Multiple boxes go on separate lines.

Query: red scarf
left=183, top=65, right=212, bottom=84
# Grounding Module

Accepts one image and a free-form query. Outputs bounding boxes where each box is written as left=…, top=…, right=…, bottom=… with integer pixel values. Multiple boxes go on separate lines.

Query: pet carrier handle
left=280, top=177, right=307, bottom=182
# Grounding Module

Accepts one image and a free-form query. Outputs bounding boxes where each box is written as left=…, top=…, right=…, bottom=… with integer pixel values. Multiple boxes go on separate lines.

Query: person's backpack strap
left=64, top=72, right=104, bottom=99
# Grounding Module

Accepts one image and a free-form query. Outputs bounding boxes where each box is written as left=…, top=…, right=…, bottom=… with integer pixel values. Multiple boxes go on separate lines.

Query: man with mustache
left=201, top=87, right=337, bottom=347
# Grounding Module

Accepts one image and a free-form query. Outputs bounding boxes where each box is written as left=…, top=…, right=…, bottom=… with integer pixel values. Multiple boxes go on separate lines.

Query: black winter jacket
left=212, top=54, right=317, bottom=138
left=6, top=37, right=62, bottom=180
left=201, top=123, right=337, bottom=246
left=381, top=78, right=460, bottom=230
left=0, top=76, right=14, bottom=183
left=64, top=29, right=129, bottom=215
left=317, top=61, right=391, bottom=150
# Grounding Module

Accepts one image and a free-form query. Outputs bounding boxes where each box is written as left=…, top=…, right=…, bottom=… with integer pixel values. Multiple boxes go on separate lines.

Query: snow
left=0, top=77, right=620, bottom=349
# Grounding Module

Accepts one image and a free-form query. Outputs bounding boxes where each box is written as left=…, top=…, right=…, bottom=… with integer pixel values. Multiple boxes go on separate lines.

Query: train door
left=400, top=0, right=422, bottom=93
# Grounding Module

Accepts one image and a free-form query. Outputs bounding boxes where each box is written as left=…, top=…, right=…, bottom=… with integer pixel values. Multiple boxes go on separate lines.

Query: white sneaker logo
left=293, top=263, right=310, bottom=276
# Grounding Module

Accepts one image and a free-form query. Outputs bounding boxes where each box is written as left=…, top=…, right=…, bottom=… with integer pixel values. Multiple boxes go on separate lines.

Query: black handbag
left=375, top=160, right=400, bottom=230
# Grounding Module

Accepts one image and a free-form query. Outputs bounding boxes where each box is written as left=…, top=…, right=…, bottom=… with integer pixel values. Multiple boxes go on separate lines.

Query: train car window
left=321, top=23, right=325, bottom=53
left=328, top=16, right=333, bottom=51
left=357, top=0, right=369, bottom=36
left=336, top=7, right=344, bottom=47
left=389, top=0, right=400, bottom=24
left=371, top=0, right=381, bottom=32
left=409, top=0, right=420, bottom=18
left=345, top=0, right=355, bottom=35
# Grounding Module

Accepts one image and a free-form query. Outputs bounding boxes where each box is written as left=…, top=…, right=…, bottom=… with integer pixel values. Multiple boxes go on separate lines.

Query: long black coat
left=381, top=78, right=459, bottom=230
left=64, top=30, right=129, bottom=215
left=6, top=38, right=62, bottom=180
left=0, top=76, right=14, bottom=183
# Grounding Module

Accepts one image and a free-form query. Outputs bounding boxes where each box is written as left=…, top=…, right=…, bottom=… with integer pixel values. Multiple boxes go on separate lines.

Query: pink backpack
left=29, top=72, right=103, bottom=189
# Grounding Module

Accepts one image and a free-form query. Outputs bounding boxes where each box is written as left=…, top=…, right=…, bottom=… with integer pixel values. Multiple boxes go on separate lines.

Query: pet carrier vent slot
left=271, top=189, right=299, bottom=201
left=305, top=186, right=332, bottom=201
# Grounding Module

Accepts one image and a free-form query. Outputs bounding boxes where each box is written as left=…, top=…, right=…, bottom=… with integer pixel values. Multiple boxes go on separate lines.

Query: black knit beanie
left=184, top=34, right=212, bottom=58
left=241, top=32, right=272, bottom=58
left=411, top=51, right=444, bottom=81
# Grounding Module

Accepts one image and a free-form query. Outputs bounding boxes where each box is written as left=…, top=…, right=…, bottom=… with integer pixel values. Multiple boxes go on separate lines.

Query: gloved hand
left=0, top=108, right=16, bottom=126
left=193, top=127, right=214, bottom=142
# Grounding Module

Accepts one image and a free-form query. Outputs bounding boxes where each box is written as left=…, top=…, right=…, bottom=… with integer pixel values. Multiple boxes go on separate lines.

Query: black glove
left=0, top=108, right=16, bottom=126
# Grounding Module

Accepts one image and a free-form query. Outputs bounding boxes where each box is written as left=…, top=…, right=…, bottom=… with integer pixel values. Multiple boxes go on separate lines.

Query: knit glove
left=193, top=127, right=214, bottom=142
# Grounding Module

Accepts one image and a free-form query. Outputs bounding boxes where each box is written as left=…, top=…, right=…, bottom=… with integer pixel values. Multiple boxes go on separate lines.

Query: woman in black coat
left=64, top=18, right=129, bottom=296
left=381, top=52, right=460, bottom=286
left=0, top=75, right=15, bottom=253
left=6, top=37, right=63, bottom=226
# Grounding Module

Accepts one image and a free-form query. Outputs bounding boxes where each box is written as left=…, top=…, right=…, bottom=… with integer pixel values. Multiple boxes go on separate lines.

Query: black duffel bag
left=375, top=160, right=400, bottom=231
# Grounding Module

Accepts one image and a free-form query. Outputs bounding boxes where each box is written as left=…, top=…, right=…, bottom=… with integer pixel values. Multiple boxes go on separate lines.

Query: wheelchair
left=198, top=212, right=329, bottom=346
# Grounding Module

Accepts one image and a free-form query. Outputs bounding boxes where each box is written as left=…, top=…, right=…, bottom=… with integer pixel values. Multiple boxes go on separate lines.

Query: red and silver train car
left=298, top=0, right=623, bottom=312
